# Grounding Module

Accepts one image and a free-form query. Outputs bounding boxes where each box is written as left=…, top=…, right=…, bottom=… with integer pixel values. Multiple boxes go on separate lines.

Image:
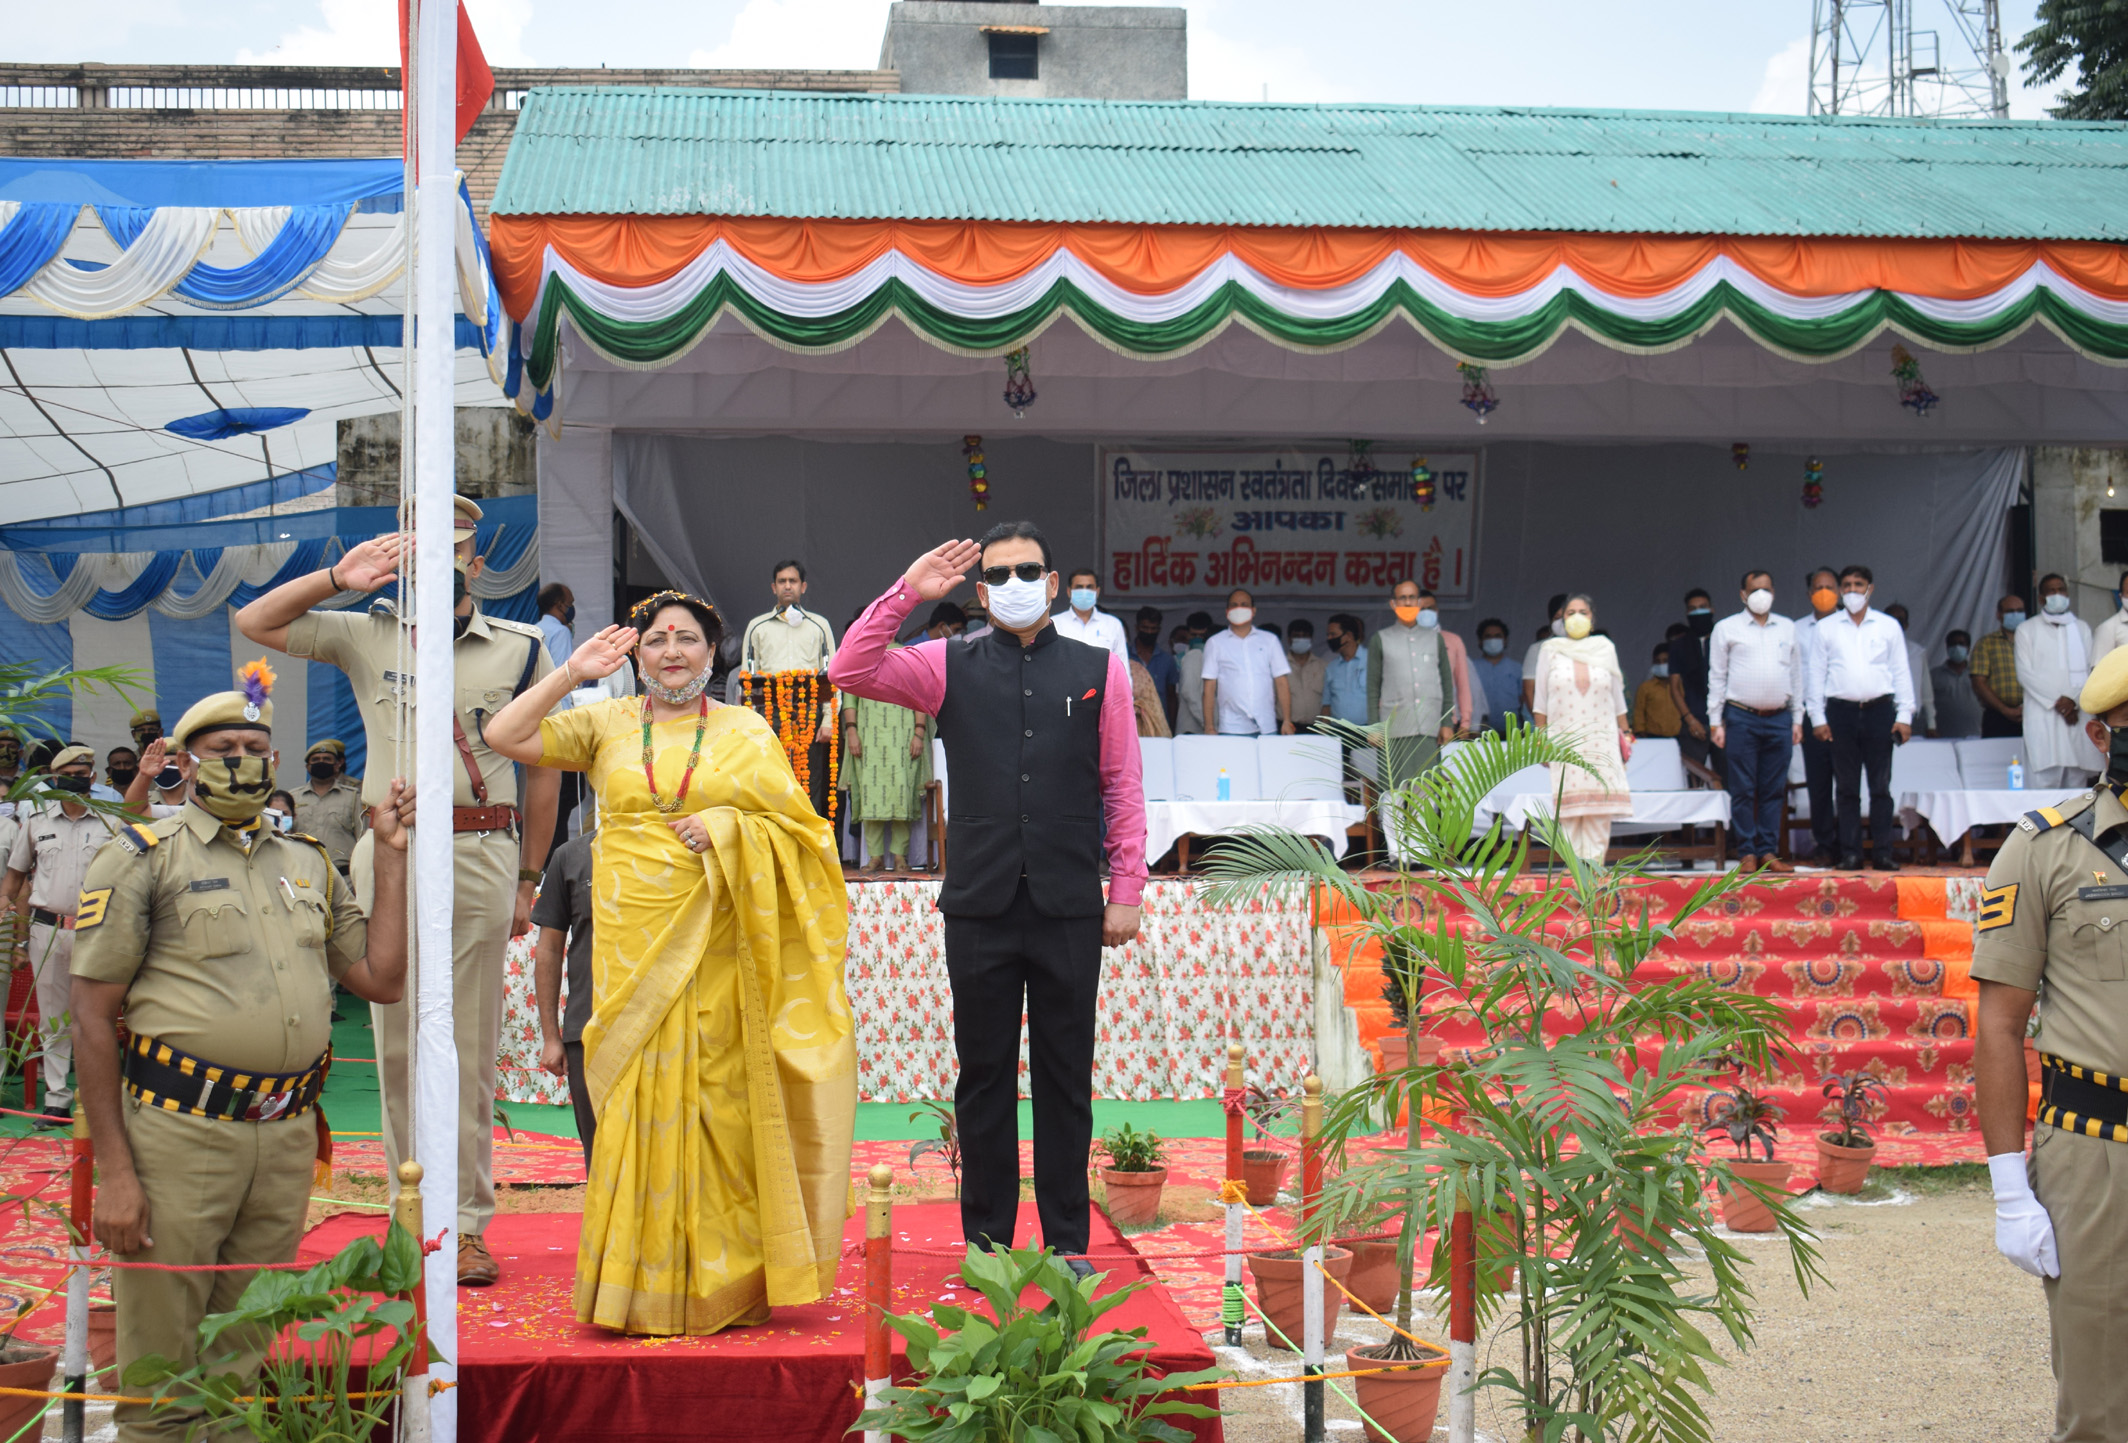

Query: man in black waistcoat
left=831, top=522, right=1147, bottom=1272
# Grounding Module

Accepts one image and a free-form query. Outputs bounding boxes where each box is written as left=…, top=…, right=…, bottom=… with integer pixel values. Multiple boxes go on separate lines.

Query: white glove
left=1989, top=1152, right=2059, bottom=1279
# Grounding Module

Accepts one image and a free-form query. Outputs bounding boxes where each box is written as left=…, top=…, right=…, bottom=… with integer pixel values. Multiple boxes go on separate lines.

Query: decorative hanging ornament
left=1347, top=439, right=1378, bottom=484
left=1002, top=346, right=1037, bottom=415
left=1802, top=456, right=1825, bottom=509
left=1890, top=343, right=1939, bottom=417
left=1410, top=456, right=1435, bottom=511
left=1732, top=442, right=1750, bottom=471
left=1456, top=362, right=1499, bottom=423
left=963, top=434, right=989, bottom=511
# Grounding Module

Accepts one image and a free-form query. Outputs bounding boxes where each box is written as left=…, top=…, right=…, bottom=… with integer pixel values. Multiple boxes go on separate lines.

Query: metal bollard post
left=1446, top=1177, right=1476, bottom=1443
left=1301, top=1075, right=1324, bottom=1443
left=862, top=1164, right=895, bottom=1443
left=62, top=1101, right=91, bottom=1443
left=394, top=1161, right=432, bottom=1443
left=1221, top=1041, right=1245, bottom=1348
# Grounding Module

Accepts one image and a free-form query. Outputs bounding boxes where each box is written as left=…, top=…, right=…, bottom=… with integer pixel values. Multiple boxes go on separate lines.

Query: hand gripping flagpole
left=411, top=0, right=461, bottom=1434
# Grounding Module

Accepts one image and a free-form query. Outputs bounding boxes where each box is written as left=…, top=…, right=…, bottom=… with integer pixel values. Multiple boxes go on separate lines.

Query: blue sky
left=17, top=0, right=2069, bottom=118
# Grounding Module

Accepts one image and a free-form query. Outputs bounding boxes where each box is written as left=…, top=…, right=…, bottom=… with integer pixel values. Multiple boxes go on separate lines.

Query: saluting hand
left=903, top=540, right=981, bottom=601
left=569, top=626, right=639, bottom=682
left=334, top=534, right=405, bottom=593
left=137, top=737, right=169, bottom=776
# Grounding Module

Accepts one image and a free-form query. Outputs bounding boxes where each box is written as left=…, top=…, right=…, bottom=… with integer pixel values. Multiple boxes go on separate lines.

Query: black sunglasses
left=981, top=563, right=1048, bottom=585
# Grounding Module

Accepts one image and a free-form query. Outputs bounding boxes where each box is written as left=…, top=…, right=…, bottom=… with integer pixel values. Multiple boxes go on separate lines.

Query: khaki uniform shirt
left=1970, top=786, right=2128, bottom=1077
left=741, top=608, right=838, bottom=675
left=71, top=804, right=367, bottom=1074
left=283, top=605, right=556, bottom=808
left=1286, top=653, right=1327, bottom=726
left=6, top=801, right=117, bottom=915
left=293, top=776, right=365, bottom=871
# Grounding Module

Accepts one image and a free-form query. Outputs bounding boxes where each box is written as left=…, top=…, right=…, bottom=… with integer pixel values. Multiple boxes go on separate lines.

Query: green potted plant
left=1705, top=1074, right=1792, bottom=1232
left=853, top=1243, right=1223, bottom=1442
left=0, top=1296, right=57, bottom=1442
left=1094, top=1122, right=1168, bottom=1230
left=1238, top=1082, right=1297, bottom=1207
left=126, top=1223, right=432, bottom=1442
left=907, top=1099, right=961, bottom=1199
left=1816, top=1070, right=1889, bottom=1195
left=1204, top=715, right=1822, bottom=1443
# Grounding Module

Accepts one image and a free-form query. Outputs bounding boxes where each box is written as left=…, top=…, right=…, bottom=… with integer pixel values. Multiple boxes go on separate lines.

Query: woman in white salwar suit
left=1531, top=594, right=1635, bottom=863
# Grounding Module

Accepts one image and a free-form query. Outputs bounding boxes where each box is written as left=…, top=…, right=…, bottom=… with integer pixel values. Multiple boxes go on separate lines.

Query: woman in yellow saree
left=486, top=590, right=855, bottom=1335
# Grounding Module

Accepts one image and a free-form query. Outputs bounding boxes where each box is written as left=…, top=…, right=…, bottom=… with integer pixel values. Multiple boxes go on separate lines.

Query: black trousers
left=1981, top=707, right=2021, bottom=739
left=942, top=877, right=1103, bottom=1257
left=1801, top=728, right=1837, bottom=856
left=1827, top=696, right=1897, bottom=859
left=563, top=1040, right=596, bottom=1172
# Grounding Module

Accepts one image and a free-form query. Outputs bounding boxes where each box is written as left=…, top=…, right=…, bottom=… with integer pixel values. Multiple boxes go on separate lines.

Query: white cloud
left=1750, top=36, right=1812, bottom=114
left=237, top=0, right=532, bottom=68
left=688, top=0, right=892, bottom=71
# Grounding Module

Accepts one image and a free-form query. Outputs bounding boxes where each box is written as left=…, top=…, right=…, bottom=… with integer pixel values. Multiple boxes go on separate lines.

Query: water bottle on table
left=2007, top=757, right=2024, bottom=790
left=1217, top=766, right=1231, bottom=801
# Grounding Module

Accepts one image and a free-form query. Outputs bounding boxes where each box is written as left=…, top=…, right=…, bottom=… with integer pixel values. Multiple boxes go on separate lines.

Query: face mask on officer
left=2099, top=721, right=2128, bottom=787
left=308, top=758, right=338, bottom=780
left=50, top=774, right=93, bottom=795
left=193, top=754, right=275, bottom=823
left=108, top=765, right=139, bottom=791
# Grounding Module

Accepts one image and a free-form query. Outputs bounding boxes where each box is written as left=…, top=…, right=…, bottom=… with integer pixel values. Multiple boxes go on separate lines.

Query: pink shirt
left=829, top=578, right=1148, bottom=908
left=1442, top=629, right=1477, bottom=728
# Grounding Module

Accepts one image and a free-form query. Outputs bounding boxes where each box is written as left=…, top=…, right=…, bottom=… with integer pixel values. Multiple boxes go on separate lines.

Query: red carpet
left=298, top=1201, right=1222, bottom=1443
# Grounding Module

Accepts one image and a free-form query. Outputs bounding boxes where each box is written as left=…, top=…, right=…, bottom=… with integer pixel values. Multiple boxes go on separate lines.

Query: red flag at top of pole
left=399, top=0, right=496, bottom=151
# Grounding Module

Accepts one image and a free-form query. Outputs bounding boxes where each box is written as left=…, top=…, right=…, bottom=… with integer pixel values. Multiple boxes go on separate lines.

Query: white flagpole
left=412, top=0, right=460, bottom=1437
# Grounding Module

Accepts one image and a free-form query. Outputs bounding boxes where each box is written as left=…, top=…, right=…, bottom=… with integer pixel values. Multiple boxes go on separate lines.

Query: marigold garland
left=739, top=668, right=840, bottom=823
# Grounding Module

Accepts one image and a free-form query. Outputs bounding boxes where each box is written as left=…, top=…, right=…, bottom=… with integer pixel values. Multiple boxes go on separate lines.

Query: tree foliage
left=2019, top=0, right=2128, bottom=119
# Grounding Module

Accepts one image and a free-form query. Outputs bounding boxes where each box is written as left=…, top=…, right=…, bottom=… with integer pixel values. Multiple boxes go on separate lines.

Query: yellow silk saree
left=539, top=698, right=855, bottom=1334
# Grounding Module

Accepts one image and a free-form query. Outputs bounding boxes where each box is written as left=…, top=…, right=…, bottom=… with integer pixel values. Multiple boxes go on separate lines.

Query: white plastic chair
left=1138, top=737, right=1177, bottom=802
left=1255, top=734, right=1343, bottom=801
left=1625, top=736, right=1687, bottom=791
left=1955, top=737, right=2026, bottom=789
left=1172, top=735, right=1261, bottom=801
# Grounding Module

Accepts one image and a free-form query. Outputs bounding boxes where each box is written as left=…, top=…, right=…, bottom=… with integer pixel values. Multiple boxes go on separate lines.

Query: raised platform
left=298, top=1201, right=1222, bottom=1443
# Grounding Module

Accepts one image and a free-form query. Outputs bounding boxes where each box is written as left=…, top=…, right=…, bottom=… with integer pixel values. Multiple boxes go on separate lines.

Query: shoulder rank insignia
left=74, top=887, right=111, bottom=931
left=2021, top=806, right=2070, bottom=834
left=115, top=822, right=159, bottom=856
left=1977, top=882, right=2018, bottom=932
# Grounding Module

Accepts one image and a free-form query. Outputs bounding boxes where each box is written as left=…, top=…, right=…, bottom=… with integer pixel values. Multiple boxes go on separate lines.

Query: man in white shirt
left=1202, top=589, right=1293, bottom=737
left=2091, top=570, right=2128, bottom=665
left=1051, top=568, right=1129, bottom=662
left=1883, top=602, right=1936, bottom=737
left=2015, top=572, right=2103, bottom=788
left=1806, top=565, right=1915, bottom=871
left=1707, top=569, right=1804, bottom=874
left=1794, top=567, right=1842, bottom=863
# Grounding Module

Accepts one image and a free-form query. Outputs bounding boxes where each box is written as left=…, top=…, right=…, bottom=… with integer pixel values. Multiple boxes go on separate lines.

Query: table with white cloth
left=1473, top=787, right=1732, bottom=837
left=1898, top=789, right=2085, bottom=848
left=1144, top=798, right=1369, bottom=861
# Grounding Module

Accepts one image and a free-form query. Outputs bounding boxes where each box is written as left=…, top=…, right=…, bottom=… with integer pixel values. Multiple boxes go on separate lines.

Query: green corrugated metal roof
left=489, top=89, right=2128, bottom=240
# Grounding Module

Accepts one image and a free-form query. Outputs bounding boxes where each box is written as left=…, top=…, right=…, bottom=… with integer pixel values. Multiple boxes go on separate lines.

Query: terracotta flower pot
left=1343, top=1237, right=1409, bottom=1315
left=0, top=1346, right=57, bottom=1441
left=1245, top=1246, right=1353, bottom=1351
left=1100, top=1166, right=1167, bottom=1229
left=1241, top=1148, right=1289, bottom=1207
left=1377, top=1032, right=1408, bottom=1072
left=1718, top=1160, right=1794, bottom=1233
left=87, top=1299, right=117, bottom=1374
left=1346, top=1342, right=1449, bottom=1443
left=1815, top=1134, right=1876, bottom=1195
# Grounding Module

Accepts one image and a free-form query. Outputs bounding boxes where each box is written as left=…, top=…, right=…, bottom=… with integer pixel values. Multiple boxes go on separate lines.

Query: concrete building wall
left=2032, top=445, right=2128, bottom=625
left=880, top=3, right=1185, bottom=99
left=335, top=410, right=539, bottom=509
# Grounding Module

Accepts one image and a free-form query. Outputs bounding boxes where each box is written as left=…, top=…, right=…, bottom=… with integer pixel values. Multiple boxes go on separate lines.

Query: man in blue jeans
left=1708, top=568, right=1805, bottom=872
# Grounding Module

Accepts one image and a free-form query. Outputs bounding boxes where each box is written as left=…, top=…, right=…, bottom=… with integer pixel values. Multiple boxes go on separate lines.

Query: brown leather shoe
left=1758, top=856, right=1795, bottom=874
left=1735, top=854, right=1759, bottom=873
left=458, top=1231, right=500, bottom=1287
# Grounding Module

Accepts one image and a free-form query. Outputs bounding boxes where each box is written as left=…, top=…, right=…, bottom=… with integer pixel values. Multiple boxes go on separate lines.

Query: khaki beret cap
left=49, top=745, right=95, bottom=770
left=2081, top=645, right=2128, bottom=717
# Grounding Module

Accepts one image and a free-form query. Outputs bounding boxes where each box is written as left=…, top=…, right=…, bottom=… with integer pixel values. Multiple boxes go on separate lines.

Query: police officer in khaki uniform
left=293, top=738, right=365, bottom=875
left=1974, top=643, right=2128, bottom=1443
left=0, top=744, right=119, bottom=1126
left=126, top=710, right=162, bottom=758
left=71, top=668, right=411, bottom=1443
left=236, top=494, right=560, bottom=1285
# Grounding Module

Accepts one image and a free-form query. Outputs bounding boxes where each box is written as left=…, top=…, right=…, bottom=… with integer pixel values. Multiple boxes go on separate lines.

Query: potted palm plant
left=1095, top=1122, right=1168, bottom=1229
left=1705, top=1074, right=1792, bottom=1232
left=1816, top=1071, right=1889, bottom=1194
left=1203, top=716, right=1822, bottom=1443
left=1238, top=1083, right=1297, bottom=1206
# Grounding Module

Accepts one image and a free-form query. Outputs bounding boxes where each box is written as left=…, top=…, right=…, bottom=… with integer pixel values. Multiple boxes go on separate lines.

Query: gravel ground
left=1211, top=1178, right=2053, bottom=1443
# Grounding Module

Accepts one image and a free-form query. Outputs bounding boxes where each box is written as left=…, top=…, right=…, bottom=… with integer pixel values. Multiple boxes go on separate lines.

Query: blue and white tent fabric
left=0, top=486, right=539, bottom=785
left=0, top=157, right=506, bottom=523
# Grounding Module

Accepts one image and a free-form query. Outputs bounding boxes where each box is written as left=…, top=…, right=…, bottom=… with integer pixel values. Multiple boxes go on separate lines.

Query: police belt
left=120, top=1033, right=329, bottom=1123
left=2038, top=1053, right=2128, bottom=1144
left=364, top=803, right=518, bottom=834
left=28, top=907, right=74, bottom=931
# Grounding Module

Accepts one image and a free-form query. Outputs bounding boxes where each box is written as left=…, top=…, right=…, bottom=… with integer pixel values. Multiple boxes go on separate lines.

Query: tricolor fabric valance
left=491, top=218, right=2128, bottom=421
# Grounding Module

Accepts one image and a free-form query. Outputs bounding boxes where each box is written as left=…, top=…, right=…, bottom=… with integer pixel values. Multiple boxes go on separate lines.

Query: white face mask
left=1289, top=637, right=1312, bottom=654
left=781, top=604, right=806, bottom=626
left=1745, top=589, right=1773, bottom=616
left=1226, top=607, right=1253, bottom=627
left=985, top=576, right=1051, bottom=629
left=1550, top=618, right=1565, bottom=637
left=1415, top=609, right=1439, bottom=629
left=1842, top=591, right=1868, bottom=614
left=2044, top=593, right=2072, bottom=615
